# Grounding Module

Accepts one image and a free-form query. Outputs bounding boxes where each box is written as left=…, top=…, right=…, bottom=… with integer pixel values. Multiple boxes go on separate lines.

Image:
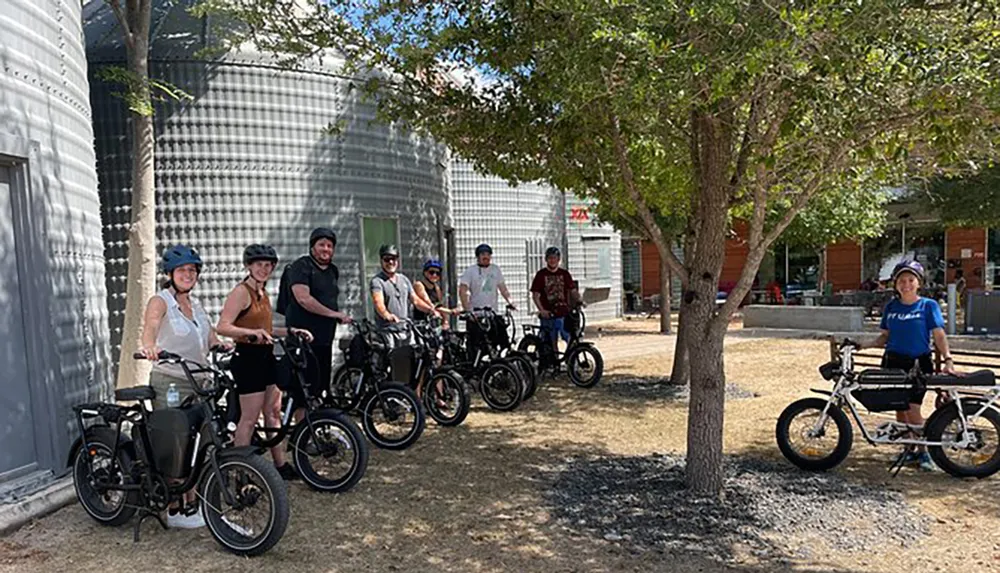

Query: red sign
left=570, top=206, right=590, bottom=222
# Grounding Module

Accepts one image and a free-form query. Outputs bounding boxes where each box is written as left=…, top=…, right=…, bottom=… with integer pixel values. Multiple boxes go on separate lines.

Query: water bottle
left=166, top=383, right=180, bottom=408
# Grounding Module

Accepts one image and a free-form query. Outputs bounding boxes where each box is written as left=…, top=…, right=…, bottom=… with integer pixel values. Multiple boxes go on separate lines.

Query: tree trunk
left=669, top=304, right=690, bottom=385
left=684, top=311, right=726, bottom=495
left=114, top=21, right=157, bottom=390
left=684, top=107, right=734, bottom=496
left=659, top=257, right=671, bottom=334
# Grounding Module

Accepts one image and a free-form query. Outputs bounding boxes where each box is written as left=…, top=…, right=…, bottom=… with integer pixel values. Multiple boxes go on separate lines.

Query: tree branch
left=607, top=108, right=688, bottom=283
left=109, top=0, right=135, bottom=49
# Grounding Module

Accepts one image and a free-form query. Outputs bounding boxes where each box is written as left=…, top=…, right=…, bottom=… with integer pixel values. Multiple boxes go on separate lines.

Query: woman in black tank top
left=414, top=259, right=454, bottom=323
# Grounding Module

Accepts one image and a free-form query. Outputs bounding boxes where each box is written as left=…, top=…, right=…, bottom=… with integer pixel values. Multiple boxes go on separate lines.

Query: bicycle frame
left=809, top=345, right=1000, bottom=449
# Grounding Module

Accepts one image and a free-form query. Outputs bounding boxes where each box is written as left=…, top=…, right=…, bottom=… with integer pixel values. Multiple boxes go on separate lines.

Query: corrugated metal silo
left=450, top=160, right=565, bottom=325
left=84, top=0, right=449, bottom=355
left=565, top=194, right=623, bottom=323
left=0, top=0, right=112, bottom=494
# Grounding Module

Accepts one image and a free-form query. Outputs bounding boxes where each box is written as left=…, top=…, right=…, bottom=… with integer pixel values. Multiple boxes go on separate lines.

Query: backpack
left=276, top=262, right=294, bottom=315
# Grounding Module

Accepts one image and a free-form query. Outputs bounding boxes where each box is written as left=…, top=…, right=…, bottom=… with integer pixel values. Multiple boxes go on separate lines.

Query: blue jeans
left=540, top=317, right=569, bottom=343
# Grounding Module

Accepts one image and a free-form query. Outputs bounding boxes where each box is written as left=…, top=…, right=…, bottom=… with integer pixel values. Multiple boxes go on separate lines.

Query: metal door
left=0, top=165, right=38, bottom=480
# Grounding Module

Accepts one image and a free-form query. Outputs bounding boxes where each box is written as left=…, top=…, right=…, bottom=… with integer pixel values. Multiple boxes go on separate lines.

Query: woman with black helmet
left=138, top=244, right=227, bottom=528
left=216, top=244, right=313, bottom=481
left=859, top=259, right=958, bottom=471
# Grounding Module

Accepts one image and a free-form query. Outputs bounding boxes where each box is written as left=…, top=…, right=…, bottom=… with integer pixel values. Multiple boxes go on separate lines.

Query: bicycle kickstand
left=889, top=445, right=914, bottom=478
left=133, top=509, right=168, bottom=542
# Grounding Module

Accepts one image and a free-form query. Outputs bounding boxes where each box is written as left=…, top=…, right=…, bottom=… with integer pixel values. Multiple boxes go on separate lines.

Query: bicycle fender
left=809, top=389, right=834, bottom=396
left=66, top=426, right=134, bottom=467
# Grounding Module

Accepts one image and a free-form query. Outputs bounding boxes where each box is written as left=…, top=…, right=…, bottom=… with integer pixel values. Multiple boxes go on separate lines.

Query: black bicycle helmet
left=309, top=227, right=337, bottom=248
left=545, top=246, right=561, bottom=258
left=243, top=244, right=278, bottom=266
left=891, top=260, right=924, bottom=283
left=161, top=244, right=203, bottom=273
left=475, top=243, right=493, bottom=256
left=379, top=244, right=400, bottom=258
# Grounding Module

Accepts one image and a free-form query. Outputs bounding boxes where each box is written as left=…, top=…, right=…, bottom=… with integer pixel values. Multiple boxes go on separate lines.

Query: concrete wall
left=743, top=305, right=865, bottom=332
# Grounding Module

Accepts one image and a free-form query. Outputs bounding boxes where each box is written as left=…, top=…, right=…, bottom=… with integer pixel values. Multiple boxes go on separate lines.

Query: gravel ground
left=546, top=453, right=929, bottom=564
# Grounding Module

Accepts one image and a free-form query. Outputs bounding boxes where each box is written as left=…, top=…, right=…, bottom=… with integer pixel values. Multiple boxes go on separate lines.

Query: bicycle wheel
left=566, top=345, right=603, bottom=388
left=200, top=451, right=289, bottom=557
left=291, top=410, right=369, bottom=493
left=480, top=361, right=523, bottom=412
left=508, top=353, right=539, bottom=401
left=72, top=430, right=139, bottom=526
left=926, top=401, right=1000, bottom=478
left=517, top=334, right=543, bottom=365
left=422, top=370, right=470, bottom=427
left=329, top=366, right=363, bottom=411
left=775, top=398, right=853, bottom=471
left=361, top=383, right=425, bottom=450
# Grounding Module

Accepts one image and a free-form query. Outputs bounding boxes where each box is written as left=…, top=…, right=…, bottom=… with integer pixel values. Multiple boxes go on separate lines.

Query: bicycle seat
left=927, top=369, right=997, bottom=387
left=115, top=386, right=156, bottom=402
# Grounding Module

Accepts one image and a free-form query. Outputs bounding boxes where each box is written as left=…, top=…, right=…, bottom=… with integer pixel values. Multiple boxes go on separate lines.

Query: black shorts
left=231, top=343, right=277, bottom=395
left=882, top=351, right=933, bottom=404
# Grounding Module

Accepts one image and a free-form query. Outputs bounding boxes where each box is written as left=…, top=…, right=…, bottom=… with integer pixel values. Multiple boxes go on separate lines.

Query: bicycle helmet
left=423, top=258, right=443, bottom=271
left=242, top=244, right=278, bottom=266
left=161, top=244, right=203, bottom=273
left=891, top=260, right=924, bottom=283
left=379, top=244, right=400, bottom=258
left=309, top=227, right=337, bottom=247
left=475, top=243, right=493, bottom=256
left=545, top=246, right=561, bottom=258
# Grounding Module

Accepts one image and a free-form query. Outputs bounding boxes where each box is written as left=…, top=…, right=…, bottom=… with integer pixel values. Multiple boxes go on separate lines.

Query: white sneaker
left=167, top=511, right=206, bottom=529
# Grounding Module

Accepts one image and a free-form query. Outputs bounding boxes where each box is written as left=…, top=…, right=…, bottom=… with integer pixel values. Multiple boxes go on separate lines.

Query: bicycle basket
left=852, top=368, right=915, bottom=412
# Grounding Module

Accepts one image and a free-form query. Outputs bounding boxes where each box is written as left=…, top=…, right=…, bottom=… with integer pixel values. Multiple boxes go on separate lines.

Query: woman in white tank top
left=136, top=245, right=229, bottom=529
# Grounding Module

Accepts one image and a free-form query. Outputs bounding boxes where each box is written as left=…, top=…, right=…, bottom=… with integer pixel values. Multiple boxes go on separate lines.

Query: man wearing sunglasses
left=371, top=244, right=440, bottom=331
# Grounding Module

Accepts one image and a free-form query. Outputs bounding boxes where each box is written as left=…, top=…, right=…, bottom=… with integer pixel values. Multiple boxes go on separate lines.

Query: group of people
left=136, top=228, right=583, bottom=528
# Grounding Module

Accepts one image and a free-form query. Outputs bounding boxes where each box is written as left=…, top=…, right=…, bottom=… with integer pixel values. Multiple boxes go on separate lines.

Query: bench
left=829, top=339, right=1000, bottom=375
left=744, top=305, right=865, bottom=332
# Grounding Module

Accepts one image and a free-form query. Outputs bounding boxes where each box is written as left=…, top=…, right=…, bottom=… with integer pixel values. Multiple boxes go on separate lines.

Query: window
left=360, top=216, right=400, bottom=318
left=596, top=245, right=612, bottom=282
left=989, top=228, right=999, bottom=288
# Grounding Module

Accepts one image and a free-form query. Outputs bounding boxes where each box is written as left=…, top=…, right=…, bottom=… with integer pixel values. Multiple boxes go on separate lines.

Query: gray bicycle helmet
left=379, top=244, right=400, bottom=258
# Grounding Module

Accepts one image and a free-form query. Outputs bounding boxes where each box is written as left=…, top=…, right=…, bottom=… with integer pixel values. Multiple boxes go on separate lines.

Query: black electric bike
left=70, top=352, right=289, bottom=556
left=408, top=318, right=471, bottom=426
left=440, top=309, right=524, bottom=412
left=329, top=320, right=426, bottom=450
left=518, top=307, right=604, bottom=388
left=227, top=332, right=369, bottom=493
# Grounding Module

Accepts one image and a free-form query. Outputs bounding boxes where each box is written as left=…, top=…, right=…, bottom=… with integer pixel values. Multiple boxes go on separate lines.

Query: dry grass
left=4, top=324, right=1000, bottom=573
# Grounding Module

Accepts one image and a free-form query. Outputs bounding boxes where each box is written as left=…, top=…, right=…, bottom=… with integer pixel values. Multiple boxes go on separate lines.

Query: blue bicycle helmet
left=161, top=244, right=203, bottom=273
left=423, top=258, right=443, bottom=271
left=892, top=260, right=924, bottom=283
left=475, top=243, right=493, bottom=256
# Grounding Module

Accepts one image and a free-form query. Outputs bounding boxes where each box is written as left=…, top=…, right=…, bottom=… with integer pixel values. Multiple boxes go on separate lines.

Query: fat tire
left=480, top=361, right=523, bottom=412
left=200, top=452, right=289, bottom=557
left=72, top=429, right=139, bottom=526
left=566, top=346, right=604, bottom=388
left=775, top=397, right=853, bottom=471
left=291, top=410, right=369, bottom=492
left=422, top=371, right=471, bottom=427
left=925, top=401, right=1000, bottom=478
left=361, top=383, right=425, bottom=450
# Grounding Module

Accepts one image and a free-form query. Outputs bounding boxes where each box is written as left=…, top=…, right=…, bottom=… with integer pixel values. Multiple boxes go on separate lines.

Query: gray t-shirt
left=370, top=271, right=414, bottom=330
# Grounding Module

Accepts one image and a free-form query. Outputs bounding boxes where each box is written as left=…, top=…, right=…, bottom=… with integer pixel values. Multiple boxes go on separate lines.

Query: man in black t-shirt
left=278, top=227, right=352, bottom=398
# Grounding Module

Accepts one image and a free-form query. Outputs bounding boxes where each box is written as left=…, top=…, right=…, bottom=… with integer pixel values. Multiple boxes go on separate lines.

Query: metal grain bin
left=0, top=0, right=112, bottom=494
left=84, top=0, right=449, bottom=356
left=565, top=194, right=622, bottom=323
left=450, top=160, right=565, bottom=326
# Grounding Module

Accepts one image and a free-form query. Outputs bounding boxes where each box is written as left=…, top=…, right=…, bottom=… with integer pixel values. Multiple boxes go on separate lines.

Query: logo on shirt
left=886, top=311, right=922, bottom=322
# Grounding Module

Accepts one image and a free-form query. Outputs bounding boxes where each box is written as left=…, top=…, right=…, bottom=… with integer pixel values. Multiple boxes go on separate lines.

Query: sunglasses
left=426, top=270, right=441, bottom=276
left=381, top=256, right=398, bottom=263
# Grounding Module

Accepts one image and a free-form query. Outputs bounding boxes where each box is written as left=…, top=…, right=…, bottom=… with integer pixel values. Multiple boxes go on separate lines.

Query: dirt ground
left=4, top=319, right=1000, bottom=573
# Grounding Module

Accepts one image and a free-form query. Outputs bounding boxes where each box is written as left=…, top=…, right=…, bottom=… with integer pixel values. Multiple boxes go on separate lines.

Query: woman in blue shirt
left=861, top=260, right=958, bottom=471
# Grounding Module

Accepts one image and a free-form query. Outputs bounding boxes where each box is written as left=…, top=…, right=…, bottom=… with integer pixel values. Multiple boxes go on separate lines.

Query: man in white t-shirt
left=459, top=243, right=517, bottom=311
